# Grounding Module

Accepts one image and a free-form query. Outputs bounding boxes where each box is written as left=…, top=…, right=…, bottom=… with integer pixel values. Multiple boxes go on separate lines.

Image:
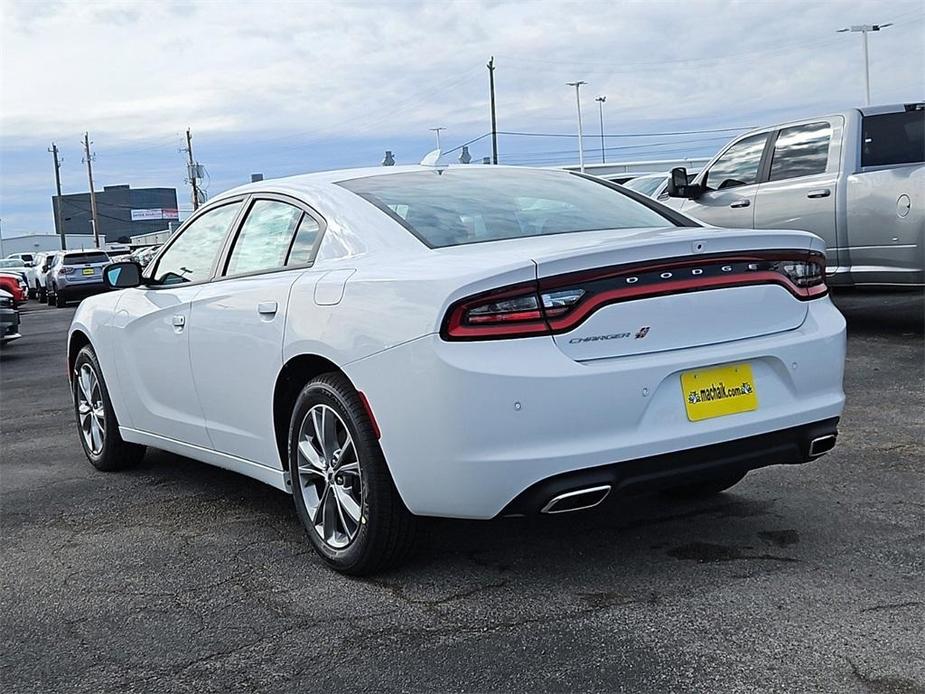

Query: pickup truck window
left=768, top=122, right=831, bottom=181
left=704, top=132, right=768, bottom=191
left=862, top=110, right=925, bottom=167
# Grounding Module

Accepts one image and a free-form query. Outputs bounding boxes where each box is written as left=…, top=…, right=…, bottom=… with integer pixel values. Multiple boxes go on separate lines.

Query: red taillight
left=442, top=251, right=827, bottom=341
left=60, top=266, right=76, bottom=275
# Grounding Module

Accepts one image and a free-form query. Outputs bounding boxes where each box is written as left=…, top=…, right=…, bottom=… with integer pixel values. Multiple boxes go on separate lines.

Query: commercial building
left=53, top=184, right=179, bottom=243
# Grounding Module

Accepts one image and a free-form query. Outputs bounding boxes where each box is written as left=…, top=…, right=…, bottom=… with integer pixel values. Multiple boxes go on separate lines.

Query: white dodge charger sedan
left=68, top=165, right=846, bottom=574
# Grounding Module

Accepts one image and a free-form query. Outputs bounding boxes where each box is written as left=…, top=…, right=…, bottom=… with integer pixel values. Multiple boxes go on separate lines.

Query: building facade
left=53, top=184, right=179, bottom=243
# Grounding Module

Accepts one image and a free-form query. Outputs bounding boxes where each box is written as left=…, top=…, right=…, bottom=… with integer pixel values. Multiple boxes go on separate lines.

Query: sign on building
left=130, top=208, right=180, bottom=222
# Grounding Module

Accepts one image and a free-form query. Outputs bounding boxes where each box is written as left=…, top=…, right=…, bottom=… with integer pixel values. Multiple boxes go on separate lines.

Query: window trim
left=214, top=192, right=328, bottom=282
left=764, top=121, right=833, bottom=183
left=143, top=196, right=249, bottom=288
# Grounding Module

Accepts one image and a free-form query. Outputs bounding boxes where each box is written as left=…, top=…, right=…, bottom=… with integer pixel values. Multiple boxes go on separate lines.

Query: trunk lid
left=523, top=226, right=818, bottom=361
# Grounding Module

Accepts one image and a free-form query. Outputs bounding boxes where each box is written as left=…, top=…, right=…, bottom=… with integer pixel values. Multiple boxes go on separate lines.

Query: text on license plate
left=82, top=268, right=95, bottom=276
left=680, top=362, right=758, bottom=422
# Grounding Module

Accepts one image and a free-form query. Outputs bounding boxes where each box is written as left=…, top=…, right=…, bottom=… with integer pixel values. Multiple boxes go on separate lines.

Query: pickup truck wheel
left=662, top=471, right=747, bottom=498
left=55, top=289, right=67, bottom=308
left=73, top=345, right=146, bottom=471
left=46, top=286, right=56, bottom=305
left=38, top=286, right=47, bottom=303
left=289, top=372, right=418, bottom=575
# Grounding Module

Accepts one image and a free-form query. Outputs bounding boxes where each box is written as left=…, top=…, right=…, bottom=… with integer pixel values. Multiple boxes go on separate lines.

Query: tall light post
left=429, top=127, right=446, bottom=151
left=567, top=81, right=587, bottom=172
left=837, top=23, right=892, bottom=105
left=595, top=96, right=607, bottom=164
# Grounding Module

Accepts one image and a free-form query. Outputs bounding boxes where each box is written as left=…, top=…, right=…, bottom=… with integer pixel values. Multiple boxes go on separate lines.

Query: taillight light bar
left=442, top=251, right=827, bottom=341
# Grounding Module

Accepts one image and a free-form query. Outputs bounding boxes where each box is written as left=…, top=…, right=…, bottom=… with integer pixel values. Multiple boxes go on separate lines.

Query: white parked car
left=68, top=165, right=846, bottom=574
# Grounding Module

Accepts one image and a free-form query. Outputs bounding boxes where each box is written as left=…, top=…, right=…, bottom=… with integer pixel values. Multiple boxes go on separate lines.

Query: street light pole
left=837, top=23, right=893, bottom=106
left=595, top=96, right=607, bottom=164
left=567, top=81, right=587, bottom=172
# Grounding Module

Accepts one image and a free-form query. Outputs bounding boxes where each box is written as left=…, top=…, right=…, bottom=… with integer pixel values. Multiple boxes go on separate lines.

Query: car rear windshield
left=338, top=168, right=683, bottom=248
left=861, top=109, right=925, bottom=167
left=63, top=252, right=110, bottom=264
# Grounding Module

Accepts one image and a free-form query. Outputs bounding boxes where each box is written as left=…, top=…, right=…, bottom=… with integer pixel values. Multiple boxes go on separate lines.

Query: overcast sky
left=1, top=0, right=923, bottom=237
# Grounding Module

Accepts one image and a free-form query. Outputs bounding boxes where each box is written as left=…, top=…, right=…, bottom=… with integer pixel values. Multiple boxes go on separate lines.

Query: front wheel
left=55, top=289, right=67, bottom=308
left=46, top=285, right=55, bottom=306
left=73, top=345, right=146, bottom=471
left=289, top=373, right=417, bottom=575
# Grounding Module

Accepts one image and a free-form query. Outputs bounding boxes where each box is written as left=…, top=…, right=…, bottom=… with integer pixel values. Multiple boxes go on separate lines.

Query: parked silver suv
left=47, top=250, right=112, bottom=308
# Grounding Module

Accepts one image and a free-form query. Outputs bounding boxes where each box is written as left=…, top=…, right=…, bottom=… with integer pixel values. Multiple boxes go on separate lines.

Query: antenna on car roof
left=419, top=149, right=442, bottom=167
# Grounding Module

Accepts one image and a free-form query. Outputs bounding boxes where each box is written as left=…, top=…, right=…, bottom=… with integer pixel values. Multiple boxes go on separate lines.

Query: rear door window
left=861, top=110, right=925, bottom=167
left=704, top=133, right=769, bottom=190
left=224, top=200, right=302, bottom=276
left=768, top=122, right=832, bottom=181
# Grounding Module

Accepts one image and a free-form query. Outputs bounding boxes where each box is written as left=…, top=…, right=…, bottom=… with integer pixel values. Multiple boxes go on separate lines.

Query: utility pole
left=837, top=23, right=893, bottom=105
left=567, top=81, right=587, bottom=172
left=183, top=127, right=201, bottom=212
left=429, top=127, right=446, bottom=150
left=49, top=143, right=66, bottom=250
left=595, top=96, right=607, bottom=164
left=82, top=132, right=101, bottom=249
left=488, top=56, right=499, bottom=164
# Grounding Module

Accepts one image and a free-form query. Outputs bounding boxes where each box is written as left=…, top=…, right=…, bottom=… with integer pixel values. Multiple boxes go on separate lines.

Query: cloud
left=1, top=0, right=923, bottom=234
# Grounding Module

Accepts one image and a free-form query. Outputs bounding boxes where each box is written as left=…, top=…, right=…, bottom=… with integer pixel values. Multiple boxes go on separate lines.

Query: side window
left=286, top=215, right=321, bottom=266
left=153, top=202, right=241, bottom=285
left=768, top=122, right=831, bottom=181
left=225, top=200, right=301, bottom=276
left=704, top=133, right=768, bottom=191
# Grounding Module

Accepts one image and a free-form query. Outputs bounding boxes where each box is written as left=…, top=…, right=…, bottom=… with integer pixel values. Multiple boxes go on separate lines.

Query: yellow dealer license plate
left=82, top=268, right=95, bottom=276
left=681, top=362, right=758, bottom=422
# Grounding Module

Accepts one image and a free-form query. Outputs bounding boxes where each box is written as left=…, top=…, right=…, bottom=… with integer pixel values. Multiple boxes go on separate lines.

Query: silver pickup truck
left=664, top=103, right=923, bottom=287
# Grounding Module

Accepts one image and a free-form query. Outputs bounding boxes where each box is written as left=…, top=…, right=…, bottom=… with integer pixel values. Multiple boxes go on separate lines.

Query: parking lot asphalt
left=1, top=292, right=923, bottom=694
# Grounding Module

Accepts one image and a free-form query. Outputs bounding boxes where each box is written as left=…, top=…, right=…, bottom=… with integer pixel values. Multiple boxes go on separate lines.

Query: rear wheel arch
left=273, top=354, right=353, bottom=470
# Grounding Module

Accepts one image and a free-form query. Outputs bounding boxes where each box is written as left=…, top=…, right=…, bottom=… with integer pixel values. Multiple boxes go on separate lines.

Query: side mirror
left=103, top=261, right=143, bottom=289
left=667, top=167, right=690, bottom=198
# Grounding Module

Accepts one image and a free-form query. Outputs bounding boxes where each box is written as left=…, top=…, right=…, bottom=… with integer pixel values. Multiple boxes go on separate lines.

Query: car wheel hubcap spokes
left=76, top=364, right=105, bottom=455
left=297, top=404, right=362, bottom=549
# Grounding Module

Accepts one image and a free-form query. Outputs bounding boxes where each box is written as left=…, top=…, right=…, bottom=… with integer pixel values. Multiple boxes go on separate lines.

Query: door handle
left=807, top=188, right=831, bottom=198
left=729, top=199, right=751, bottom=208
left=172, top=315, right=185, bottom=330
left=257, top=301, right=278, bottom=315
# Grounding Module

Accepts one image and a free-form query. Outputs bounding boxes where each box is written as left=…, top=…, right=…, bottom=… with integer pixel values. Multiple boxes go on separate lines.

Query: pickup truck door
left=754, top=120, right=841, bottom=270
left=188, top=197, right=324, bottom=468
left=680, top=131, right=769, bottom=228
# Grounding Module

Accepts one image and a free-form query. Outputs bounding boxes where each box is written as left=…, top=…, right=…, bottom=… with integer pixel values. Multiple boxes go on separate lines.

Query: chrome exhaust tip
left=809, top=434, right=837, bottom=457
left=540, top=485, right=612, bottom=514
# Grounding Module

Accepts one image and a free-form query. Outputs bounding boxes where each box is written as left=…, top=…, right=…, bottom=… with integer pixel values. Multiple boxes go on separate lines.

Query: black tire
left=72, top=345, right=146, bottom=471
left=662, top=471, right=747, bottom=498
left=46, top=285, right=55, bottom=306
left=289, top=372, right=417, bottom=575
left=38, top=286, right=47, bottom=303
left=28, top=285, right=37, bottom=300
left=55, top=288, right=67, bottom=308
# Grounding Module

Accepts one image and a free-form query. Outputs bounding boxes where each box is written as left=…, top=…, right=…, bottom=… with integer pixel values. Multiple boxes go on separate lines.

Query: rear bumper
left=57, top=281, right=108, bottom=300
left=347, top=296, right=846, bottom=519
left=501, top=417, right=838, bottom=516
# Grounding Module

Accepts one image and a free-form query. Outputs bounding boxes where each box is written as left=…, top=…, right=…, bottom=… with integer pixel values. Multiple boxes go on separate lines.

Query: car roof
left=212, top=164, right=575, bottom=202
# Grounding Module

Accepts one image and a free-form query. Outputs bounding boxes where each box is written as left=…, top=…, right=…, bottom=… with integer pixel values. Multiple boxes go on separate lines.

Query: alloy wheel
left=76, top=364, right=105, bottom=455
left=296, top=404, right=363, bottom=549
